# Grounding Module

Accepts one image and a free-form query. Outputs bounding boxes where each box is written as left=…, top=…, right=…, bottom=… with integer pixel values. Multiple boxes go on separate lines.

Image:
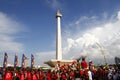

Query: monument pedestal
left=44, top=59, right=76, bottom=67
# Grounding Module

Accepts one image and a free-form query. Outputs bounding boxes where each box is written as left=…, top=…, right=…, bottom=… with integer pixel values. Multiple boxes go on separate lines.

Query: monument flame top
left=56, top=10, right=62, bottom=18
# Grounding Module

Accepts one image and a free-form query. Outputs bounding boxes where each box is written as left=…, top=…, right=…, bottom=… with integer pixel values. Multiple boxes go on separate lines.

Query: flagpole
left=31, top=54, right=34, bottom=69
left=21, top=54, right=25, bottom=69
left=3, top=52, right=8, bottom=78
left=14, top=54, right=18, bottom=71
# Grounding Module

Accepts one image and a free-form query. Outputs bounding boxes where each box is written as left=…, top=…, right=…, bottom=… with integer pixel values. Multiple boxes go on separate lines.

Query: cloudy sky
left=0, top=0, right=120, bottom=67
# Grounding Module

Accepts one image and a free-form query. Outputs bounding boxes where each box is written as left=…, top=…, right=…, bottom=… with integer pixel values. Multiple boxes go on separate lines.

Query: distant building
left=115, top=57, right=120, bottom=64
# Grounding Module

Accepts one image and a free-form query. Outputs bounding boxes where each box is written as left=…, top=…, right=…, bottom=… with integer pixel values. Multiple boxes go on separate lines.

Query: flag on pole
left=3, top=52, right=8, bottom=68
left=31, top=54, right=34, bottom=68
left=3, top=52, right=8, bottom=76
left=21, top=54, right=27, bottom=68
left=14, top=54, right=18, bottom=68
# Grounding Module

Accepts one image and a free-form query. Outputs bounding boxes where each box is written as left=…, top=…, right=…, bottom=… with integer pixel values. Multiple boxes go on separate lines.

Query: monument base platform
left=44, top=59, right=76, bottom=67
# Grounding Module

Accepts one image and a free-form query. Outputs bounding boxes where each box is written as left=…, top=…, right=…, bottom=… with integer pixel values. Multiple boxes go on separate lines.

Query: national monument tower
left=56, top=10, right=62, bottom=60
left=44, top=10, right=75, bottom=67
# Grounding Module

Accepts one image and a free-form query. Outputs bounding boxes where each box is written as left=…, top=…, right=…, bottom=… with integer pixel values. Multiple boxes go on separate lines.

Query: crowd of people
left=0, top=57, right=120, bottom=80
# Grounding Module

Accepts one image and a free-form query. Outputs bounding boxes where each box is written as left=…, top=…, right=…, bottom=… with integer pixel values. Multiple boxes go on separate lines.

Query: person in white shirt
left=88, top=69, right=93, bottom=80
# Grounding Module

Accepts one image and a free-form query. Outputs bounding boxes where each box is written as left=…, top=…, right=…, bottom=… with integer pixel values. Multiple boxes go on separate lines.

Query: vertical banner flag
left=14, top=54, right=18, bottom=68
left=31, top=54, right=34, bottom=68
left=3, top=52, right=8, bottom=76
left=3, top=52, right=8, bottom=69
left=21, top=54, right=27, bottom=68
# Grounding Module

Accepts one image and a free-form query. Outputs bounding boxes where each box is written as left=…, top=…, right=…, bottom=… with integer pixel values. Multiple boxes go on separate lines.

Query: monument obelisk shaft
left=44, top=11, right=75, bottom=67
left=56, top=10, right=62, bottom=60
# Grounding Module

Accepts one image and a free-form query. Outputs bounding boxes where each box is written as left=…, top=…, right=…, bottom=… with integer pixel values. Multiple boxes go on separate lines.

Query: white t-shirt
left=108, top=72, right=112, bottom=79
left=88, top=70, right=92, bottom=80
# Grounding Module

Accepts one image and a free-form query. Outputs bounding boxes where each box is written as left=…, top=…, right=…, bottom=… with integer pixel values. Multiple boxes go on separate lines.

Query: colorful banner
left=21, top=54, right=27, bottom=68
left=14, top=54, right=18, bottom=68
left=3, top=52, right=8, bottom=68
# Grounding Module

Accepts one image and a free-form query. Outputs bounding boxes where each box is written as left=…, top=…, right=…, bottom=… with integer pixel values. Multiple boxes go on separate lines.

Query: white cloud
left=46, top=0, right=62, bottom=10
left=117, top=11, right=120, bottom=20
left=0, top=12, right=24, bottom=53
left=34, top=51, right=55, bottom=66
left=62, top=11, right=120, bottom=65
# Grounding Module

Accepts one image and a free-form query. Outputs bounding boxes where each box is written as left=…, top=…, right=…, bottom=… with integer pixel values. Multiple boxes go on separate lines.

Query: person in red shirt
left=32, top=73, right=38, bottom=80
left=101, top=68, right=106, bottom=80
left=4, top=72, right=13, bottom=80
left=13, top=70, right=21, bottom=80
left=61, top=73, right=66, bottom=80
left=20, top=69, right=25, bottom=80
left=4, top=68, right=13, bottom=80
left=36, top=69, right=40, bottom=80
left=51, top=71, right=57, bottom=80
left=47, top=70, right=51, bottom=80
left=24, top=70, right=27, bottom=80
left=27, top=71, right=32, bottom=80
left=83, top=69, right=89, bottom=80
left=81, top=57, right=88, bottom=69
left=69, top=70, right=75, bottom=80
left=79, top=69, right=84, bottom=79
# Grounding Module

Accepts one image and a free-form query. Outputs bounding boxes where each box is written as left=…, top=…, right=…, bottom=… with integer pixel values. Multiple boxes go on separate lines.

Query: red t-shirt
left=32, top=74, right=38, bottom=80
left=20, top=73, right=25, bottom=80
left=101, top=69, right=105, bottom=77
left=4, top=72, right=12, bottom=80
left=27, top=72, right=32, bottom=80
left=61, top=73, right=67, bottom=80
left=16, top=72, right=21, bottom=79
left=47, top=77, right=51, bottom=80
left=79, top=70, right=84, bottom=77
left=81, top=61, right=88, bottom=69
left=70, top=71, right=74, bottom=77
